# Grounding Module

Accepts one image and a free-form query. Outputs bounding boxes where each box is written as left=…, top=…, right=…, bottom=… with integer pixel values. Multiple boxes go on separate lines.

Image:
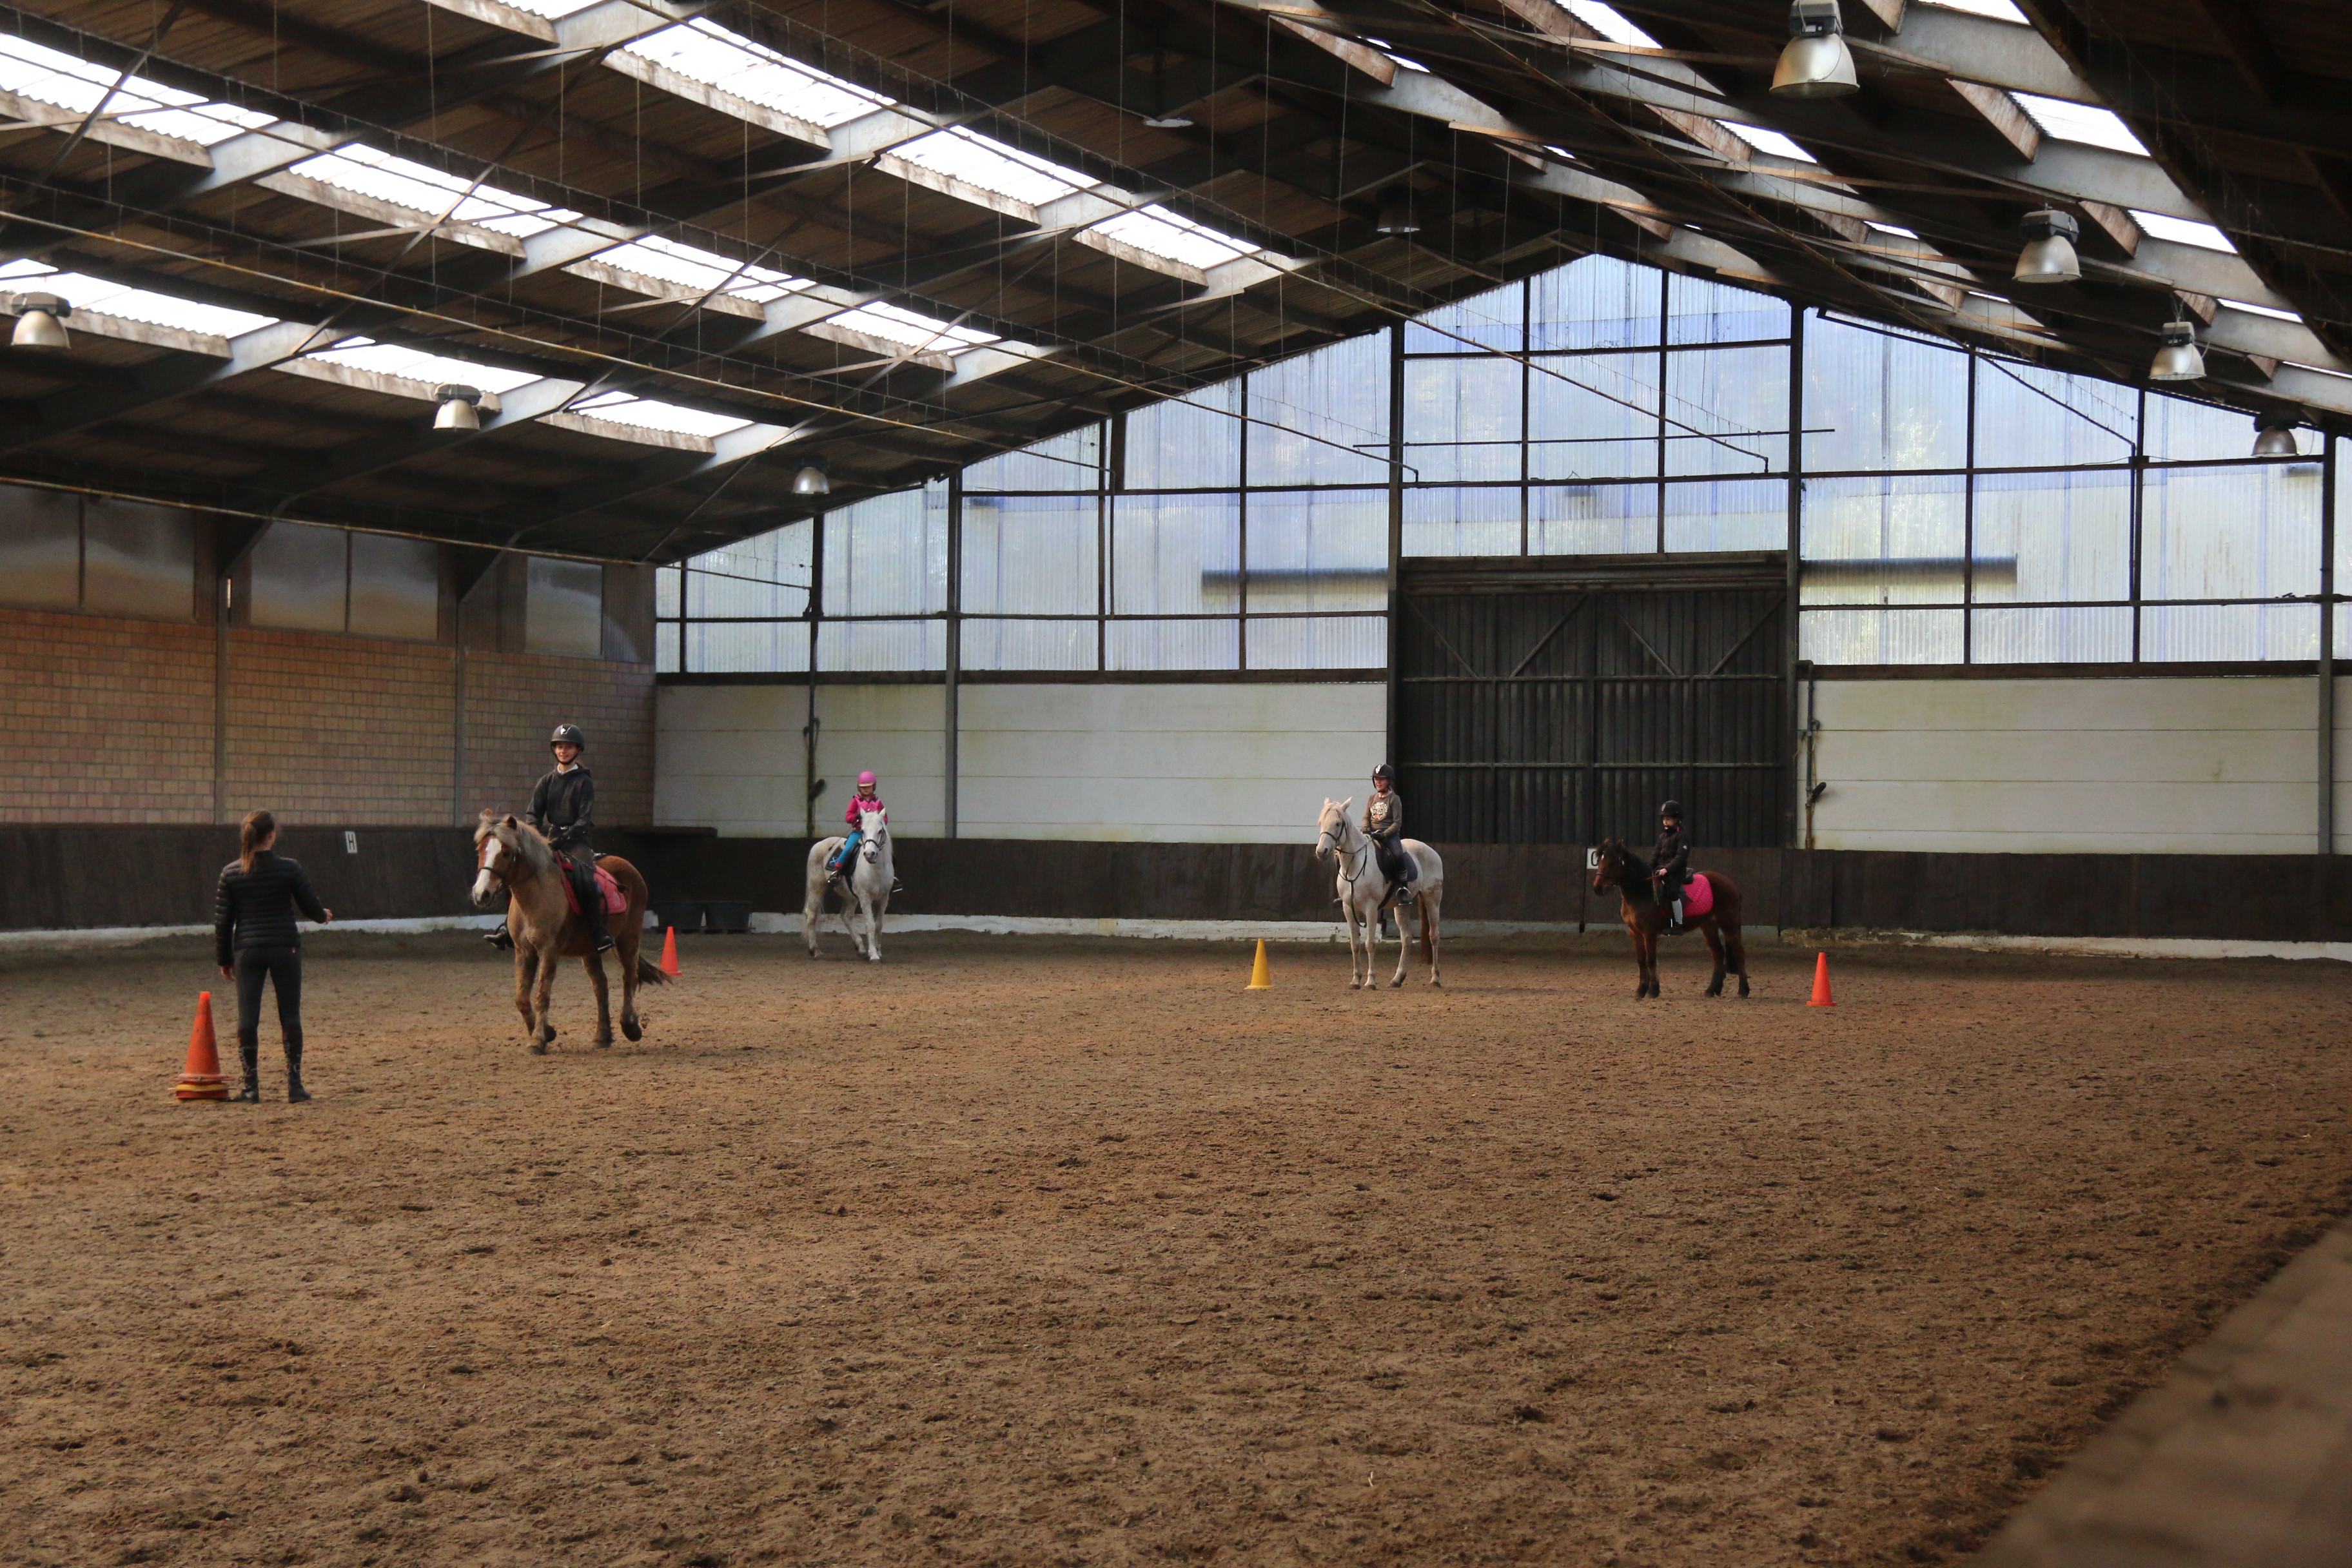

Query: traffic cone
left=1245, top=939, right=1271, bottom=990
left=1808, top=951, right=1836, bottom=1008
left=660, top=925, right=681, bottom=977
left=175, top=992, right=228, bottom=1102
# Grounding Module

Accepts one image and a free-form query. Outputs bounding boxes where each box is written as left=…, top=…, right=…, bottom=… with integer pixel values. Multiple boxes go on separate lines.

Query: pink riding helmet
left=857, top=770, right=877, bottom=787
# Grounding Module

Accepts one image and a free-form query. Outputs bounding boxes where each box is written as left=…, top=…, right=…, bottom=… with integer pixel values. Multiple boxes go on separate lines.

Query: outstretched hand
left=219, top=965, right=233, bottom=979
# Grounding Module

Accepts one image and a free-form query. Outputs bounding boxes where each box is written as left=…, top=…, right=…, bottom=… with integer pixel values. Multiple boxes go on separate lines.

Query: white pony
left=1316, top=798, right=1444, bottom=989
left=803, top=807, right=893, bottom=962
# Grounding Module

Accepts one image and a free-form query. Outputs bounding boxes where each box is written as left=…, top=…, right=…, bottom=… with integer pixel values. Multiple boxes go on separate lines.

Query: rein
left=1318, top=816, right=1378, bottom=897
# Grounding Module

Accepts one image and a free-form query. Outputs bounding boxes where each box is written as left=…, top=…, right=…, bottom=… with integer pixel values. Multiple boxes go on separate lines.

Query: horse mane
left=479, top=809, right=557, bottom=877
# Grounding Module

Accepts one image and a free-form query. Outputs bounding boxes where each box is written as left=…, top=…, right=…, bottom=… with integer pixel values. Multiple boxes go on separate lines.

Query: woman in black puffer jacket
left=213, top=810, right=333, bottom=1102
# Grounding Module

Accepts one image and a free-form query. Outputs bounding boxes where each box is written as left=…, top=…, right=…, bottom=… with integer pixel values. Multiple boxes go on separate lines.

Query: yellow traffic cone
left=1245, top=939, right=1271, bottom=990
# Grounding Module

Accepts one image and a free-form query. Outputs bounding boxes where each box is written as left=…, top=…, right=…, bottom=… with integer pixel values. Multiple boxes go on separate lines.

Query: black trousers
left=1372, top=828, right=1415, bottom=888
left=557, top=842, right=608, bottom=937
left=235, top=945, right=303, bottom=1056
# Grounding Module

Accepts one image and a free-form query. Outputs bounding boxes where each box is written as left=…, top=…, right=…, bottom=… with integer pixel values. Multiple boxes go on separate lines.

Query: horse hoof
left=596, top=1037, right=613, bottom=1050
left=528, top=1040, right=548, bottom=1055
left=622, top=1019, right=643, bottom=1043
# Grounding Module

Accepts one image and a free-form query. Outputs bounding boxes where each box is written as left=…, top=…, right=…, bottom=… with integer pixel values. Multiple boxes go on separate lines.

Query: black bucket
left=703, top=900, right=753, bottom=934
left=649, top=900, right=704, bottom=936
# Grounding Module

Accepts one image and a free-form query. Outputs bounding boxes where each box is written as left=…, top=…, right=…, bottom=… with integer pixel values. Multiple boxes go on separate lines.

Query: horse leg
left=531, top=948, right=560, bottom=1051
left=1424, top=895, right=1442, bottom=987
left=1702, top=918, right=1727, bottom=997
left=514, top=948, right=541, bottom=1046
left=619, top=924, right=644, bottom=1041
left=1624, top=924, right=1647, bottom=999
left=1727, top=922, right=1751, bottom=998
left=1389, top=895, right=1410, bottom=988
left=583, top=952, right=614, bottom=1046
left=1638, top=928, right=1660, bottom=999
left=1345, top=901, right=1366, bottom=988
left=863, top=885, right=884, bottom=963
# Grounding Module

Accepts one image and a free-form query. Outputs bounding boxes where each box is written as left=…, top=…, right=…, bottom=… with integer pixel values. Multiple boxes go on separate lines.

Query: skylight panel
left=1722, top=123, right=1818, bottom=163
left=1551, top=1, right=1659, bottom=48
left=2130, top=209, right=2236, bottom=253
left=567, top=391, right=753, bottom=438
left=0, top=34, right=272, bottom=147
left=1088, top=205, right=1261, bottom=270
left=1865, top=219, right=1920, bottom=238
left=1360, top=37, right=1432, bottom=73
left=890, top=128, right=1093, bottom=206
left=494, top=0, right=603, bottom=15
left=2011, top=92, right=2148, bottom=155
left=2223, top=299, right=2301, bottom=323
left=1919, top=0, right=2030, bottom=19
left=289, top=145, right=581, bottom=236
left=824, top=302, right=999, bottom=353
left=587, top=235, right=812, bottom=303
left=299, top=338, right=543, bottom=395
left=622, top=20, right=890, bottom=130
left=0, top=261, right=276, bottom=336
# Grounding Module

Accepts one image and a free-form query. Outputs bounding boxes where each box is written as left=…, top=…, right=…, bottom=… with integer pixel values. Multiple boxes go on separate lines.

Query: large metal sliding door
left=1395, top=552, right=1789, bottom=847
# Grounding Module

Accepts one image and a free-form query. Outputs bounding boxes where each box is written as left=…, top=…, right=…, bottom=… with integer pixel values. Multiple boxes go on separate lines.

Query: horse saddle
left=560, top=863, right=628, bottom=917
left=1677, top=873, right=1716, bottom=920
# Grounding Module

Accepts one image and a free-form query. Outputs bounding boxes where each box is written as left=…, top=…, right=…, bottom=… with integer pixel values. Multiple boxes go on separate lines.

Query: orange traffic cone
left=175, top=992, right=228, bottom=1101
left=660, top=925, right=681, bottom=977
left=1245, top=939, right=1271, bottom=990
left=1808, top=951, right=1835, bottom=1008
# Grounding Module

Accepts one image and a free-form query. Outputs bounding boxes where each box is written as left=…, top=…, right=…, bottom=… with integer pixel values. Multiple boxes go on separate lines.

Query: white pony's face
left=858, top=807, right=887, bottom=857
left=1315, top=797, right=1355, bottom=858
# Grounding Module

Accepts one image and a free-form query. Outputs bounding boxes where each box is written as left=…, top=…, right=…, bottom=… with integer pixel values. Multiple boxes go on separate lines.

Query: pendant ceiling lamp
left=2013, top=209, right=2081, bottom=284
left=1141, top=50, right=1193, bottom=129
left=8, top=291, right=71, bottom=351
left=790, top=460, right=831, bottom=498
left=432, top=384, right=483, bottom=431
left=1771, top=0, right=1859, bottom=99
left=2252, top=415, right=2299, bottom=457
left=2148, top=313, right=2206, bottom=383
left=1375, top=186, right=1420, bottom=235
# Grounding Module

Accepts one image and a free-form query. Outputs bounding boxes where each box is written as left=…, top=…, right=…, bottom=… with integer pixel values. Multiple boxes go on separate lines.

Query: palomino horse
left=1315, top=798, right=1445, bottom=988
left=803, top=807, right=893, bottom=962
left=471, top=809, right=667, bottom=1052
left=1589, top=838, right=1750, bottom=1000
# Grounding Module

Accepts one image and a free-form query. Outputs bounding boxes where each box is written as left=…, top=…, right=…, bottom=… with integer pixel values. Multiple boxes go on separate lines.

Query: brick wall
left=0, top=609, right=217, bottom=823
left=1, top=605, right=654, bottom=828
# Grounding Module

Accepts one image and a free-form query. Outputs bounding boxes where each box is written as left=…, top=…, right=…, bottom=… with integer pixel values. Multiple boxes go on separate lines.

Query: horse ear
left=1340, top=796, right=1354, bottom=810
left=502, top=814, right=520, bottom=830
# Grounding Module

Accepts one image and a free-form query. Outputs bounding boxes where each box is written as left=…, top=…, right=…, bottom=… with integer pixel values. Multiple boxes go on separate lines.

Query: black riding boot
left=233, top=1042, right=260, bottom=1103
left=483, top=926, right=514, bottom=951
left=285, top=1044, right=311, bottom=1103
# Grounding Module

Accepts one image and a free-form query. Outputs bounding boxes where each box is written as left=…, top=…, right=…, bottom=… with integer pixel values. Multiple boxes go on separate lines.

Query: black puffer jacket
left=213, top=851, right=328, bottom=966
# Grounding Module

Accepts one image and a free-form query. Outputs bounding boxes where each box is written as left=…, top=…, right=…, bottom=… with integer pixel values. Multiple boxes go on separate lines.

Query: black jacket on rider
left=1651, top=823, right=1690, bottom=903
left=528, top=765, right=596, bottom=857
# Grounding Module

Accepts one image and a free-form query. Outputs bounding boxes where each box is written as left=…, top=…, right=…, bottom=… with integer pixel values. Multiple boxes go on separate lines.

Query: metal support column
left=945, top=471, right=963, bottom=839
left=2322, top=435, right=2338, bottom=853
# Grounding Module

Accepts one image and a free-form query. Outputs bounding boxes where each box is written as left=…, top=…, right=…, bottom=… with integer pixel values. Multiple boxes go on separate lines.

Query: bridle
left=476, top=830, right=515, bottom=892
left=1317, top=812, right=1375, bottom=894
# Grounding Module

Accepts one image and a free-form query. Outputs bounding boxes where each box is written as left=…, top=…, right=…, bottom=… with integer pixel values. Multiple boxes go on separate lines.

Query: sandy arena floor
left=4, top=930, right=2349, bottom=1568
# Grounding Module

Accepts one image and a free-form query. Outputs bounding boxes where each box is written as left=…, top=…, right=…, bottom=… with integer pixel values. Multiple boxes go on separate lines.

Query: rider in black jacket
left=213, top=808, right=332, bottom=1102
left=531, top=723, right=611, bottom=954
left=1651, top=800, right=1691, bottom=928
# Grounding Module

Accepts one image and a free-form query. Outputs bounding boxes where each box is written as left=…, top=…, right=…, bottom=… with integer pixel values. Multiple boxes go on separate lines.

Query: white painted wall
left=656, top=680, right=1385, bottom=842
left=1812, top=676, right=2337, bottom=854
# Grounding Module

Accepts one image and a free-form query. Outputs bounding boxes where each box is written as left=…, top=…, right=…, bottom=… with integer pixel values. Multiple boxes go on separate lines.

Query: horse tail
left=636, top=954, right=672, bottom=986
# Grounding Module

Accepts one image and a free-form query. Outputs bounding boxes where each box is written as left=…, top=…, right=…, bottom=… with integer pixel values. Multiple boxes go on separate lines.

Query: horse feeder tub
left=703, top=900, right=753, bottom=934
left=650, top=900, right=705, bottom=936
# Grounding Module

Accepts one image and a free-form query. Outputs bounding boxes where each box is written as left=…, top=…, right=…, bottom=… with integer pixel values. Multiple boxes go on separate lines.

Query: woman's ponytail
left=239, top=808, right=275, bottom=874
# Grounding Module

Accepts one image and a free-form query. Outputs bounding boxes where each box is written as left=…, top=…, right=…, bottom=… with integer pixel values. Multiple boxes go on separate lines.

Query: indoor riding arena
left=4, top=1, right=2351, bottom=1565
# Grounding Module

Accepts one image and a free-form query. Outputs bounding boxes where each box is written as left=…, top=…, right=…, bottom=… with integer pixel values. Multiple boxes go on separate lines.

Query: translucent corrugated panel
left=1527, top=353, right=1657, bottom=480
left=657, top=622, right=681, bottom=673
left=0, top=486, right=78, bottom=608
left=1970, top=606, right=2132, bottom=663
left=656, top=565, right=681, bottom=618
left=1664, top=346, right=1787, bottom=476
left=1406, top=486, right=1521, bottom=556
left=958, top=618, right=1095, bottom=671
left=687, top=520, right=809, bottom=620
left=1246, top=490, right=1386, bottom=611
left=1405, top=277, right=1522, bottom=353
left=81, top=500, right=197, bottom=621
left=1971, top=469, right=2130, bottom=603
left=2143, top=391, right=2259, bottom=462
left=1532, top=483, right=1654, bottom=554
left=1248, top=335, right=1387, bottom=485
left=1246, top=615, right=1386, bottom=669
left=961, top=493, right=1099, bottom=614
left=1111, top=494, right=1239, bottom=614
left=2141, top=603, right=2318, bottom=662
left=1973, top=359, right=2134, bottom=468
left=964, top=422, right=1102, bottom=491
left=686, top=619, right=808, bottom=674
left=1663, top=478, right=1784, bottom=553
left=250, top=522, right=349, bottom=632
left=1799, top=607, right=1962, bottom=664
left=1799, top=474, right=1966, bottom=603
left=1802, top=316, right=1967, bottom=472
left=2340, top=438, right=2352, bottom=594
left=825, top=484, right=947, bottom=616
left=1125, top=380, right=1239, bottom=490
left=2142, top=462, right=2320, bottom=600
left=1403, top=357, right=1521, bottom=482
left=818, top=618, right=945, bottom=671
left=1529, top=254, right=1659, bottom=351
left=525, top=556, right=603, bottom=656
left=1106, top=618, right=1239, bottom=672
left=1667, top=273, right=1788, bottom=344
left=346, top=533, right=439, bottom=640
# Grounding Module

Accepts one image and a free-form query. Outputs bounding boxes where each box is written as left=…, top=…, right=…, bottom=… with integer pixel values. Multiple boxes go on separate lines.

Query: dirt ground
left=3, top=930, right=2349, bottom=1568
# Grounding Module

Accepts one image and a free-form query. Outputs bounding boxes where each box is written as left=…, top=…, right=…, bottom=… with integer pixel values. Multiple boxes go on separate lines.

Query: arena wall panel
left=0, top=608, right=217, bottom=823
left=656, top=682, right=945, bottom=838
left=1810, top=675, right=2329, bottom=854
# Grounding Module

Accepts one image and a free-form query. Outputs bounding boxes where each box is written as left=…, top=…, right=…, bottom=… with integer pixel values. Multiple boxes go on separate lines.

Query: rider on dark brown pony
left=1651, top=800, right=1691, bottom=930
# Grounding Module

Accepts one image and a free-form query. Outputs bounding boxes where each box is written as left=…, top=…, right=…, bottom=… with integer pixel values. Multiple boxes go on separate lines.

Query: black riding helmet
left=550, top=723, right=587, bottom=753
left=1659, top=799, right=1683, bottom=821
left=1372, top=763, right=1396, bottom=783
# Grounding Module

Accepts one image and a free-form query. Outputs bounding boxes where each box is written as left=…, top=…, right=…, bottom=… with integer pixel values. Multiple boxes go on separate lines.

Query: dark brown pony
left=471, top=810, right=667, bottom=1052
left=1589, top=839, right=1750, bottom=1000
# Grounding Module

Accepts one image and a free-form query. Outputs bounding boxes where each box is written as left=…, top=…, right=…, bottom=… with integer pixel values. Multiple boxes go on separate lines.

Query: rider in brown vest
left=1363, top=763, right=1417, bottom=906
left=1651, top=799, right=1691, bottom=930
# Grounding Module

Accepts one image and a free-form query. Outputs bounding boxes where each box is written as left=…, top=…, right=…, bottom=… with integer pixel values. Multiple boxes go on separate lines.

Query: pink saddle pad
left=1681, top=872, right=1715, bottom=919
left=562, top=865, right=629, bottom=917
